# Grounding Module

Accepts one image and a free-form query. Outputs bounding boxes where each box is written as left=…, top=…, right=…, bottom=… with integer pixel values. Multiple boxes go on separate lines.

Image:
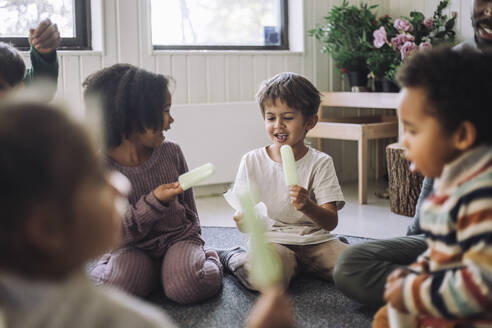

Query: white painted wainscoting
left=19, top=0, right=473, bottom=184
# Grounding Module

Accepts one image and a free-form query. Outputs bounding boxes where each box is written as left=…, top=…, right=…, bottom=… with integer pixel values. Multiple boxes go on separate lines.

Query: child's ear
left=25, top=203, right=67, bottom=256
left=304, top=114, right=318, bottom=132
left=453, top=121, right=477, bottom=151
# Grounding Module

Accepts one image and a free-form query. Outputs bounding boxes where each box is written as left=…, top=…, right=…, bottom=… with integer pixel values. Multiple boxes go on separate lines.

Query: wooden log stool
left=386, top=142, right=424, bottom=217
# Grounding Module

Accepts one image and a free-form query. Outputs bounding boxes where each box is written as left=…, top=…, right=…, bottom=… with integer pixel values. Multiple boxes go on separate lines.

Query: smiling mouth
left=477, top=22, right=492, bottom=40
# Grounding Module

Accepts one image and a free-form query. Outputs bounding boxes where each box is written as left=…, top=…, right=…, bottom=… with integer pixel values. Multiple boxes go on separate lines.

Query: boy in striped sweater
left=373, top=47, right=492, bottom=327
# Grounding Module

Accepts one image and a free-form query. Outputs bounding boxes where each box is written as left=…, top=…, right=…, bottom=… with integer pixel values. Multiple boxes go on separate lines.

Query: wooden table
left=307, top=92, right=400, bottom=204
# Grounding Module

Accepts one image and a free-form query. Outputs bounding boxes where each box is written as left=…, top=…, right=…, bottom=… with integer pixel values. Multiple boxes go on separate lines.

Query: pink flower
left=401, top=41, right=417, bottom=60
left=373, top=26, right=387, bottom=48
left=423, top=18, right=433, bottom=29
left=340, top=67, right=347, bottom=74
left=390, top=34, right=415, bottom=50
left=394, top=18, right=414, bottom=32
left=419, top=41, right=432, bottom=50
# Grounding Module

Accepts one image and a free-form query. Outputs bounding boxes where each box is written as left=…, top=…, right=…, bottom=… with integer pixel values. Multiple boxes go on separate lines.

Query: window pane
left=0, top=0, right=74, bottom=38
left=151, top=0, right=283, bottom=47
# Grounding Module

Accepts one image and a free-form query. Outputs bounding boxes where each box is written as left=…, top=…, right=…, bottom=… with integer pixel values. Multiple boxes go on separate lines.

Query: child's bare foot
left=204, top=249, right=223, bottom=271
left=205, top=249, right=219, bottom=261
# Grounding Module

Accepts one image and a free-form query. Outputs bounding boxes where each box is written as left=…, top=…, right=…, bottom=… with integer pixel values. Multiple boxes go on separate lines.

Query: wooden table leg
left=358, top=136, right=368, bottom=204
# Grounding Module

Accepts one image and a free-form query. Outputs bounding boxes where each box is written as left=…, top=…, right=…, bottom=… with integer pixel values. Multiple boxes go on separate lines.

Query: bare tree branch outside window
left=152, top=0, right=287, bottom=50
left=0, top=0, right=73, bottom=38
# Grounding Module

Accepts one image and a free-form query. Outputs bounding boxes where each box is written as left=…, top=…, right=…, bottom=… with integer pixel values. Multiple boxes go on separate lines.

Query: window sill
left=151, top=49, right=304, bottom=56
left=20, top=50, right=103, bottom=56
left=57, top=50, right=103, bottom=56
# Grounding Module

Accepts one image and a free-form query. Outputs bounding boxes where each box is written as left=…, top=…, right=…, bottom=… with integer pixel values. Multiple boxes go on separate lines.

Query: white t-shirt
left=232, top=146, right=344, bottom=245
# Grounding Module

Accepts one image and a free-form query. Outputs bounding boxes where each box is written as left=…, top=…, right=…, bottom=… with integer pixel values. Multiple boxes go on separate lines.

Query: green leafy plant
left=368, top=0, right=456, bottom=80
left=308, top=0, right=378, bottom=74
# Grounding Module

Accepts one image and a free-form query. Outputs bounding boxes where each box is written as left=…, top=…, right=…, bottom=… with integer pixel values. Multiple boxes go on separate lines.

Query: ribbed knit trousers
left=89, top=239, right=223, bottom=304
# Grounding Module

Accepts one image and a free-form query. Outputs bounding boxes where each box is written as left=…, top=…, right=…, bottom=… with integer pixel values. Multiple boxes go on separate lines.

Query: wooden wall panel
left=116, top=0, right=139, bottom=65
left=187, top=55, right=207, bottom=103
left=239, top=55, right=255, bottom=101
left=61, top=56, right=82, bottom=117
left=207, top=55, right=226, bottom=103
left=171, top=55, right=187, bottom=104
left=155, top=55, right=171, bottom=76
left=79, top=55, right=102, bottom=111
left=138, top=0, right=155, bottom=72
left=101, top=0, right=118, bottom=67
left=225, top=55, right=241, bottom=102
left=302, top=0, right=315, bottom=82
left=267, top=55, right=286, bottom=77
left=285, top=55, right=302, bottom=75
left=253, top=55, right=268, bottom=90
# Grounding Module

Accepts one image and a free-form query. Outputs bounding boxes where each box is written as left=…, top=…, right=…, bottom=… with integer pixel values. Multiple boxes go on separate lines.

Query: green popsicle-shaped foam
left=280, top=145, right=299, bottom=185
left=237, top=187, right=282, bottom=289
left=179, top=163, right=215, bottom=191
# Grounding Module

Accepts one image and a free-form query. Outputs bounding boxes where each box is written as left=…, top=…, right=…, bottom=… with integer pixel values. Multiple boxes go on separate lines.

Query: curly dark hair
left=256, top=72, right=321, bottom=119
left=83, top=64, right=171, bottom=149
left=397, top=46, right=492, bottom=145
left=0, top=42, right=26, bottom=87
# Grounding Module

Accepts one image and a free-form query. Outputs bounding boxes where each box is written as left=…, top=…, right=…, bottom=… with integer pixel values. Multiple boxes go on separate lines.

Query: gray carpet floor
left=148, top=227, right=376, bottom=328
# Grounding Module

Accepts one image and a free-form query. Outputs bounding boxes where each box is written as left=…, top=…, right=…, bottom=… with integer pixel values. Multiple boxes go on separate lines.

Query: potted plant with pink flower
left=367, top=0, right=456, bottom=92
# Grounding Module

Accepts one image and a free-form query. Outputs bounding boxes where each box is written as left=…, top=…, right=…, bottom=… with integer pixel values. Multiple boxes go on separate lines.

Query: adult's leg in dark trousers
left=333, top=235, right=427, bottom=308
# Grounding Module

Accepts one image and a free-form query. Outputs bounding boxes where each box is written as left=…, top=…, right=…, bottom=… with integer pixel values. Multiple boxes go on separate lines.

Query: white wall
left=166, top=102, right=271, bottom=185
left=20, top=0, right=473, bottom=184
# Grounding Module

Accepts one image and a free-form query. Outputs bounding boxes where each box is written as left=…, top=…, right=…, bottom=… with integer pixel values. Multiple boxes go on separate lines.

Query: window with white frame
left=151, top=0, right=288, bottom=50
left=0, top=0, right=91, bottom=50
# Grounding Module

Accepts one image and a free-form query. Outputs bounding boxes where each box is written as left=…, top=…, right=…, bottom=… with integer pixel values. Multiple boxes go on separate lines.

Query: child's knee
left=333, top=244, right=362, bottom=286
left=332, top=248, right=349, bottom=283
left=91, top=248, right=157, bottom=297
left=163, top=259, right=222, bottom=304
left=200, top=259, right=223, bottom=294
left=273, top=246, right=297, bottom=286
left=163, top=271, right=222, bottom=304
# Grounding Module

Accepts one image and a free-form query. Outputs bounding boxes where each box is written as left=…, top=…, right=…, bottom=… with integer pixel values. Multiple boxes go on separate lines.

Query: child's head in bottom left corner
left=0, top=101, right=124, bottom=280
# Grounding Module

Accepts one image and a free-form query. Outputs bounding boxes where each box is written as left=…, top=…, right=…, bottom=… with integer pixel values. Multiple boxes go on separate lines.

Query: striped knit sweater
left=106, top=141, right=203, bottom=258
left=402, top=145, right=492, bottom=319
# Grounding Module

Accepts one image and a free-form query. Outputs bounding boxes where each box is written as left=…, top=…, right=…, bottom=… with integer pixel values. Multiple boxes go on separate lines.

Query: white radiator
left=166, top=102, right=270, bottom=185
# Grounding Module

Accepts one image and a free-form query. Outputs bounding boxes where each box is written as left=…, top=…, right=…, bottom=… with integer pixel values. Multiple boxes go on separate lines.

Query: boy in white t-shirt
left=219, top=72, right=348, bottom=290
